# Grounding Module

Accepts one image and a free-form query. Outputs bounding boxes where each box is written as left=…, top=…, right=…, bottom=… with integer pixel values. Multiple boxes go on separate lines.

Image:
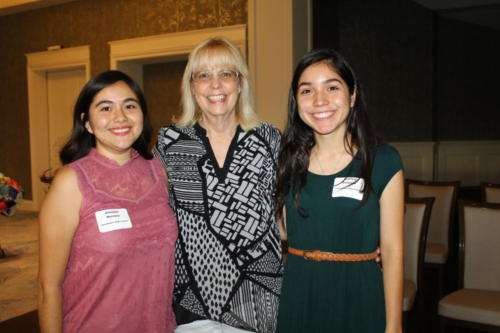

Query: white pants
left=175, top=320, right=254, bottom=333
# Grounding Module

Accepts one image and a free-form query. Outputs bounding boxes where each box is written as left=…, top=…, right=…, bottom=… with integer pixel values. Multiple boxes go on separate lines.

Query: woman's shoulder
left=54, top=165, right=77, bottom=179
left=374, top=143, right=401, bottom=158
left=49, top=166, right=80, bottom=194
left=366, top=143, right=404, bottom=196
left=149, top=156, right=165, bottom=169
left=250, top=122, right=282, bottom=143
left=374, top=143, right=403, bottom=170
left=157, top=124, right=182, bottom=138
left=253, top=122, right=281, bottom=135
left=249, top=122, right=282, bottom=159
left=156, top=124, right=197, bottom=144
left=154, top=124, right=201, bottom=160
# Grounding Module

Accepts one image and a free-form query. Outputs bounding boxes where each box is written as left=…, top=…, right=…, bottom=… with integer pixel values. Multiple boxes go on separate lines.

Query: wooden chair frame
left=405, top=197, right=435, bottom=301
left=403, top=197, right=434, bottom=332
left=405, top=179, right=461, bottom=296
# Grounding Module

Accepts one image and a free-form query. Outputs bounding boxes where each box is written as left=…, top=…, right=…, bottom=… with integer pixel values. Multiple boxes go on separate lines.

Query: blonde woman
left=154, top=38, right=282, bottom=333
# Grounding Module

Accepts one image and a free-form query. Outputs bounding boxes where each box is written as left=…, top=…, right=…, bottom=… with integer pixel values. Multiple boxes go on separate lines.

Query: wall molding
left=109, top=24, right=246, bottom=88
left=437, top=141, right=500, bottom=186
left=391, top=141, right=435, bottom=181
left=109, top=24, right=246, bottom=62
left=391, top=141, right=500, bottom=186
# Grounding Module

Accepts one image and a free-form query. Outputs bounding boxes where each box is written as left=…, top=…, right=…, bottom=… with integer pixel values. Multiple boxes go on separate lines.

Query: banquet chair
left=438, top=200, right=500, bottom=332
left=481, top=182, right=500, bottom=204
left=403, top=197, right=434, bottom=331
left=405, top=179, right=460, bottom=296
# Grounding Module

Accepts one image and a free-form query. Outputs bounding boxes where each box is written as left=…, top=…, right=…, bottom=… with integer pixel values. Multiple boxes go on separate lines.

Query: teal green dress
left=276, top=144, right=403, bottom=333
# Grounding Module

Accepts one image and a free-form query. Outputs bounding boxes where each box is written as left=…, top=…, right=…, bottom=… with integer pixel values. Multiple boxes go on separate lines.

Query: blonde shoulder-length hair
left=176, top=37, right=259, bottom=131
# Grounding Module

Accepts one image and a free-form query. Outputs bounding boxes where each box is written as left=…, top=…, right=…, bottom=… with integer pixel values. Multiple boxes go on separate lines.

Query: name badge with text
left=95, top=209, right=132, bottom=233
left=332, top=177, right=365, bottom=201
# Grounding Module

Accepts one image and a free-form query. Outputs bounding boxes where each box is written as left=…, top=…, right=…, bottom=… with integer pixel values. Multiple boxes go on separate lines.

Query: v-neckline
left=195, top=123, right=243, bottom=182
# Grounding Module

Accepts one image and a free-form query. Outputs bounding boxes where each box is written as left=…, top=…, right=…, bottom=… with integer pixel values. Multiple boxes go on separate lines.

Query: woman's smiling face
left=191, top=65, right=241, bottom=120
left=296, top=62, right=356, bottom=138
left=85, top=80, right=143, bottom=160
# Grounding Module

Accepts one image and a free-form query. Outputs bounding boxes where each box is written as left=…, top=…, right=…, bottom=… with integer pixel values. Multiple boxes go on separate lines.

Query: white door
left=46, top=68, right=86, bottom=170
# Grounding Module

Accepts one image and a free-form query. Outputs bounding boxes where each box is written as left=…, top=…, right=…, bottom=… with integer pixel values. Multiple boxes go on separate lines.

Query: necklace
left=315, top=152, right=327, bottom=175
left=312, top=148, right=352, bottom=175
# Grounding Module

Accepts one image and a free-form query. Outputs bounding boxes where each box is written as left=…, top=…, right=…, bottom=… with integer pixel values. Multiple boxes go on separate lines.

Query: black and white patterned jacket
left=153, top=122, right=283, bottom=333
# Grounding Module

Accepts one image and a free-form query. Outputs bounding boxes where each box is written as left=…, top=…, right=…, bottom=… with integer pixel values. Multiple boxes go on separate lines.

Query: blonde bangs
left=190, top=46, right=241, bottom=74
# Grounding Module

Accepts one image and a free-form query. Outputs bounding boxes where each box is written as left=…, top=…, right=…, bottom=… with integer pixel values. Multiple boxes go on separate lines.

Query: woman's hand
left=375, top=246, right=382, bottom=264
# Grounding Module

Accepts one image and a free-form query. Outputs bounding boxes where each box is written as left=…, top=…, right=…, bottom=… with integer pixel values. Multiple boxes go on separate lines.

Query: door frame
left=108, top=24, right=246, bottom=88
left=24, top=45, right=90, bottom=210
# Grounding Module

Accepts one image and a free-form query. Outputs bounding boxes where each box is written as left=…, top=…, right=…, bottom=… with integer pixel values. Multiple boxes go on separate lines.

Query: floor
left=0, top=211, right=489, bottom=332
left=0, top=211, right=39, bottom=324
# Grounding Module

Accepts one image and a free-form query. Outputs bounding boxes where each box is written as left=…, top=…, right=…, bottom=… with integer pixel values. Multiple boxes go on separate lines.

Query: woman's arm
left=278, top=207, right=287, bottom=241
left=38, top=167, right=81, bottom=333
left=379, top=170, right=404, bottom=333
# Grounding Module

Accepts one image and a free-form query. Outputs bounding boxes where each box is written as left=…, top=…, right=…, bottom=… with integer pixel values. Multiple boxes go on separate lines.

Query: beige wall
left=0, top=0, right=246, bottom=199
left=248, top=0, right=311, bottom=130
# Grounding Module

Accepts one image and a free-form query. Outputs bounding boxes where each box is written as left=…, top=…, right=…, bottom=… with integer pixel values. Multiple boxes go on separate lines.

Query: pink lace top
left=63, top=149, right=177, bottom=333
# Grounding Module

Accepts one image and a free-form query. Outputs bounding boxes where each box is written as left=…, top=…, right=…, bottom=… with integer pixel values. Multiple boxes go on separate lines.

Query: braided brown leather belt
left=287, top=247, right=378, bottom=262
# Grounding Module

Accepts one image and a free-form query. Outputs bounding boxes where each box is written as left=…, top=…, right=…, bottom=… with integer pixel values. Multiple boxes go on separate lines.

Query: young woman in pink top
left=38, top=70, right=178, bottom=333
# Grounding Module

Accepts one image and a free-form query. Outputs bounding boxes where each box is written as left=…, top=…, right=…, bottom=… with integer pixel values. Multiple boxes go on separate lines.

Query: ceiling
left=412, top=0, right=500, bottom=10
left=1, top=0, right=500, bottom=31
left=413, top=0, right=500, bottom=31
left=0, top=0, right=76, bottom=16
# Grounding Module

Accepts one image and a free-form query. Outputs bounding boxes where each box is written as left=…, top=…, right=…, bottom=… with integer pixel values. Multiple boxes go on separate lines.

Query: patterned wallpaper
left=0, top=0, right=246, bottom=199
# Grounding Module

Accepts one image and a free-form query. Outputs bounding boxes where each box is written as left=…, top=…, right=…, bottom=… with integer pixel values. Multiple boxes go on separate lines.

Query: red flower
left=0, top=201, right=7, bottom=213
left=7, top=178, right=19, bottom=189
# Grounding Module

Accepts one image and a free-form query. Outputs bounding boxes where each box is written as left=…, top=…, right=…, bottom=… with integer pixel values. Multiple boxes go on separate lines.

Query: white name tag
left=95, top=209, right=132, bottom=233
left=332, top=177, right=365, bottom=201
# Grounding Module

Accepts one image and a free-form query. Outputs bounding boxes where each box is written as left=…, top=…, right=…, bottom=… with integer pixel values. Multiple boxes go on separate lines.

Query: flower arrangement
left=0, top=173, right=23, bottom=216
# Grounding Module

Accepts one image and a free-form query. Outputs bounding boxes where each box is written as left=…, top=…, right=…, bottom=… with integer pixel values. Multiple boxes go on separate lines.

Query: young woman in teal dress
left=275, top=49, right=404, bottom=333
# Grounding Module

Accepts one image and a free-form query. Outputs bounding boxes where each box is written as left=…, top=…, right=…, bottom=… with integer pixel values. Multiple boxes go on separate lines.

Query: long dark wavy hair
left=60, top=70, right=152, bottom=165
left=276, top=49, right=379, bottom=218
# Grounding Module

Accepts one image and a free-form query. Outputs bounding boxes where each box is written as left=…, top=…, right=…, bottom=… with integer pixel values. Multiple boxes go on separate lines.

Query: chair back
left=406, top=180, right=460, bottom=261
left=481, top=182, right=500, bottom=203
left=459, top=200, right=500, bottom=291
left=404, top=197, right=434, bottom=290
